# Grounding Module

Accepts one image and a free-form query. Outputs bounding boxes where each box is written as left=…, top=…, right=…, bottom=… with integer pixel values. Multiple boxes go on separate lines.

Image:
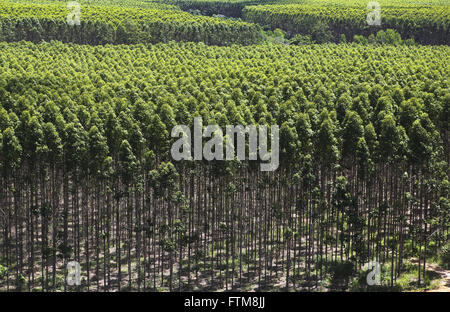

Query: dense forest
left=243, top=3, right=450, bottom=44
left=0, top=2, right=263, bottom=45
left=0, top=0, right=449, bottom=292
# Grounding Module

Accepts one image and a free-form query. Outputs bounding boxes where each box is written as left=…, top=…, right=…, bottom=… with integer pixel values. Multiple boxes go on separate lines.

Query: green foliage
left=243, top=2, right=450, bottom=44
left=0, top=265, right=7, bottom=279
left=439, top=241, right=450, bottom=269
left=0, top=1, right=263, bottom=45
left=375, top=29, right=403, bottom=45
left=310, top=20, right=333, bottom=44
left=0, top=26, right=448, bottom=291
left=353, top=29, right=412, bottom=45
left=0, top=40, right=446, bottom=179
left=289, top=34, right=313, bottom=45
left=154, top=0, right=272, bottom=17
left=353, top=35, right=368, bottom=45
left=148, top=162, right=179, bottom=198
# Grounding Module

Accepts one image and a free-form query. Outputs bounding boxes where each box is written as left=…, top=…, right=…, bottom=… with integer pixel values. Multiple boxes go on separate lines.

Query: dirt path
left=424, top=262, right=450, bottom=292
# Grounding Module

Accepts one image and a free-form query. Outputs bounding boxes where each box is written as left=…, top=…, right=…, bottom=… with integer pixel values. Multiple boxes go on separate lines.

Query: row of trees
left=155, top=0, right=272, bottom=17
left=0, top=2, right=263, bottom=45
left=8, top=0, right=181, bottom=10
left=2, top=1, right=448, bottom=46
left=242, top=4, right=450, bottom=45
left=8, top=0, right=180, bottom=9
left=0, top=41, right=448, bottom=291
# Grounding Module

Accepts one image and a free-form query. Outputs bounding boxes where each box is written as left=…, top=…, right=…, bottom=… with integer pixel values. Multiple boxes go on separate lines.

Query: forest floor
left=1, top=206, right=447, bottom=292
left=405, top=258, right=450, bottom=292
left=423, top=262, right=450, bottom=292
left=2, top=252, right=449, bottom=292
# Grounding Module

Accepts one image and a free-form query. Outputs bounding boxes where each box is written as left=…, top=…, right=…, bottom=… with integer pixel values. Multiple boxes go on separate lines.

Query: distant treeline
left=243, top=4, right=450, bottom=45
left=0, top=3, right=263, bottom=45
